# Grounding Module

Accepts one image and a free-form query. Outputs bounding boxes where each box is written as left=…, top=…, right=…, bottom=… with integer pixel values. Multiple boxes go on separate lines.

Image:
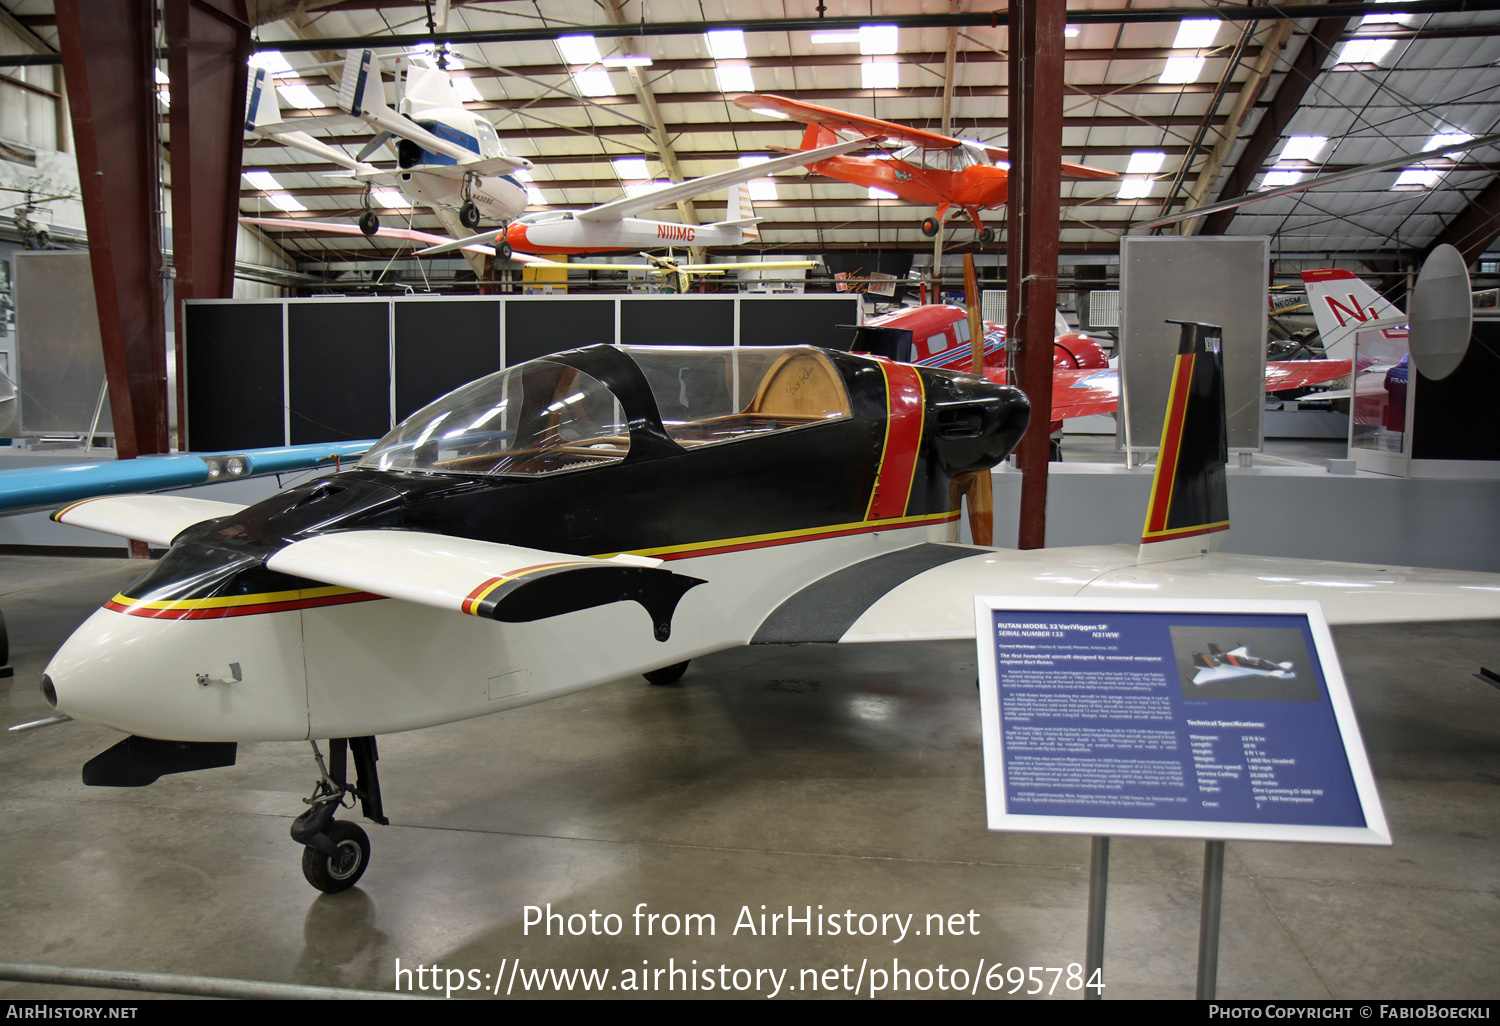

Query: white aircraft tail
left=1300, top=269, right=1406, bottom=360
left=712, top=183, right=762, bottom=238
left=244, top=67, right=282, bottom=131
left=337, top=50, right=390, bottom=119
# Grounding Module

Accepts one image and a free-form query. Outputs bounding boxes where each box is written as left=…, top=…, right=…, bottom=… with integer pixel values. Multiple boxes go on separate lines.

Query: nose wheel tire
left=301, top=820, right=370, bottom=893
left=358, top=211, right=380, bottom=237
left=460, top=201, right=481, bottom=230
left=977, top=227, right=996, bottom=245
left=920, top=217, right=940, bottom=238
left=497, top=240, right=512, bottom=261
left=644, top=661, right=689, bottom=685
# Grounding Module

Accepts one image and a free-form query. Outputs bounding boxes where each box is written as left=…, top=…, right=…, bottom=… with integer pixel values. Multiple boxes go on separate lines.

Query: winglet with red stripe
left=1139, top=320, right=1230, bottom=563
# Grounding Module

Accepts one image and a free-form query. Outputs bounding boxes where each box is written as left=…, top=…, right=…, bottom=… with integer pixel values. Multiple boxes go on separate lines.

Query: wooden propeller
left=962, top=254, right=994, bottom=546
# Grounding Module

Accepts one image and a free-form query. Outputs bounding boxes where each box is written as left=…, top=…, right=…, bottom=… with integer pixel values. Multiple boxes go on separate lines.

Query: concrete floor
left=1, top=553, right=1497, bottom=1001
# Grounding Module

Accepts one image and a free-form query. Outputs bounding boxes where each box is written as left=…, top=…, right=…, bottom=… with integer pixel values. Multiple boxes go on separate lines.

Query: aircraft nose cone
left=43, top=605, right=310, bottom=743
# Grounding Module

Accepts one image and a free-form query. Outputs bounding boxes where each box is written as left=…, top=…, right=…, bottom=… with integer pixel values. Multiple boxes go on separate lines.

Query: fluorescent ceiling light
left=1259, top=168, right=1304, bottom=190
left=572, top=68, right=615, bottom=97
left=715, top=63, right=755, bottom=93
left=1279, top=136, right=1328, bottom=162
left=1158, top=56, right=1205, bottom=84
left=868, top=186, right=897, bottom=199
left=603, top=55, right=653, bottom=67
left=558, top=35, right=601, bottom=64
left=371, top=189, right=407, bottom=207
left=1424, top=132, right=1473, bottom=153
left=1116, top=177, right=1152, bottom=200
left=861, top=61, right=899, bottom=90
left=747, top=179, right=777, bottom=201
left=859, top=25, right=898, bottom=56
left=1392, top=168, right=1442, bottom=190
left=1336, top=38, right=1396, bottom=65
left=706, top=29, right=746, bottom=59
left=1126, top=151, right=1166, bottom=175
left=810, top=30, right=860, bottom=45
left=1361, top=1, right=1413, bottom=27
left=1173, top=19, right=1219, bottom=49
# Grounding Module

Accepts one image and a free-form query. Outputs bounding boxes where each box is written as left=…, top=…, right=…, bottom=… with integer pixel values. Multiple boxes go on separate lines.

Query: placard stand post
left=1085, top=836, right=1109, bottom=1001
left=1196, top=840, right=1226, bottom=999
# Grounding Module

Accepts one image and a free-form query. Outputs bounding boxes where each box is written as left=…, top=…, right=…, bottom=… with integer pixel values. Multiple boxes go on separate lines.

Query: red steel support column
left=56, top=0, right=168, bottom=461
left=1004, top=0, right=1063, bottom=549
left=166, top=0, right=251, bottom=450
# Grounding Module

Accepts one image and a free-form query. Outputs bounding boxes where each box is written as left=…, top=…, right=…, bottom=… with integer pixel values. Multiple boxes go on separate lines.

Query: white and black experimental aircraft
left=30, top=324, right=1500, bottom=892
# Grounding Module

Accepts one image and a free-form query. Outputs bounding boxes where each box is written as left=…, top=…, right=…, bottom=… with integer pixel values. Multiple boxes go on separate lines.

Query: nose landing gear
left=459, top=171, right=482, bottom=230
left=291, top=737, right=387, bottom=893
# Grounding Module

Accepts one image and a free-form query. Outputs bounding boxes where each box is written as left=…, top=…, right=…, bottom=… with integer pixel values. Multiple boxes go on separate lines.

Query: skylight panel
left=1173, top=19, right=1219, bottom=50
left=371, top=189, right=407, bottom=208
left=707, top=29, right=747, bottom=59
left=244, top=172, right=306, bottom=212
left=715, top=64, right=755, bottom=93
left=868, top=186, right=897, bottom=199
left=625, top=180, right=672, bottom=199
left=558, top=35, right=601, bottom=64
left=1158, top=56, right=1205, bottom=84
left=1064, top=26, right=1081, bottom=38
left=1279, top=136, right=1328, bottom=162
left=1126, top=151, right=1166, bottom=175
left=1424, top=132, right=1474, bottom=153
left=1116, top=178, right=1152, bottom=200
left=276, top=82, right=323, bottom=109
left=1392, top=168, right=1442, bottom=190
left=526, top=185, right=546, bottom=205
left=859, top=25, right=898, bottom=56
left=612, top=157, right=650, bottom=180
left=1336, top=38, right=1396, bottom=66
left=861, top=61, right=899, bottom=90
left=810, top=30, right=860, bottom=45
left=1259, top=169, right=1304, bottom=190
left=249, top=51, right=293, bottom=74
left=747, top=179, right=777, bottom=201
left=573, top=69, right=615, bottom=97
left=603, top=55, right=653, bottom=67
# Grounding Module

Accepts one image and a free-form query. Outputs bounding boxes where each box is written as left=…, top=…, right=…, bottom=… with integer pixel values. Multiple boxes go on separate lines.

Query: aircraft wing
left=736, top=93, right=959, bottom=150
left=265, top=529, right=704, bottom=636
left=988, top=366, right=1120, bottom=423
left=783, top=543, right=1500, bottom=645
left=245, top=67, right=381, bottom=176
left=52, top=495, right=247, bottom=547
left=238, top=218, right=557, bottom=264
left=4, top=441, right=374, bottom=518
left=574, top=137, right=869, bottom=222
left=1265, top=358, right=1352, bottom=392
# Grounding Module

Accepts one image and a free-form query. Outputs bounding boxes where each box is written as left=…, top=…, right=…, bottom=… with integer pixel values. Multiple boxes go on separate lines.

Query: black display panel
left=184, top=303, right=286, bottom=451
left=619, top=299, right=735, bottom=346
left=738, top=298, right=862, bottom=349
left=504, top=299, right=616, bottom=364
left=288, top=302, right=392, bottom=444
left=394, top=300, right=501, bottom=419
left=1412, top=317, right=1500, bottom=461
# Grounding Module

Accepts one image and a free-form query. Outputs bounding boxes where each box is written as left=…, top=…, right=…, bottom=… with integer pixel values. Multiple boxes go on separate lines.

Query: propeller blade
left=355, top=132, right=392, bottom=162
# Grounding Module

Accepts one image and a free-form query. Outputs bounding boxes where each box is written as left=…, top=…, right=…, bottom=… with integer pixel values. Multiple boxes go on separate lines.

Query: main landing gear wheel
left=460, top=200, right=481, bottom=230
left=301, top=820, right=370, bottom=894
left=497, top=240, right=512, bottom=261
left=644, top=661, right=689, bottom=685
left=358, top=211, right=379, bottom=237
left=978, top=227, right=996, bottom=246
left=920, top=216, right=940, bottom=238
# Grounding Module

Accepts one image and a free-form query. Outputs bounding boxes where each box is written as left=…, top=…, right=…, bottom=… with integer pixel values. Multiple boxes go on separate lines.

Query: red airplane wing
left=1265, top=358, right=1352, bottom=391
left=986, top=365, right=1120, bottom=423
left=735, top=93, right=960, bottom=150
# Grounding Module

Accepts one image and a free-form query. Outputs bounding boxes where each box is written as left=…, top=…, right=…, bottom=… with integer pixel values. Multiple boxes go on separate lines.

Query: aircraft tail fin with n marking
left=1300, top=269, right=1405, bottom=360
left=1138, top=320, right=1230, bottom=563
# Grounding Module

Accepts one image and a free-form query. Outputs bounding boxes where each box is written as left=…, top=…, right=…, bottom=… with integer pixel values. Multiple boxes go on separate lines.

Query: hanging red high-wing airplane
left=853, top=305, right=1351, bottom=433
left=734, top=93, right=1118, bottom=242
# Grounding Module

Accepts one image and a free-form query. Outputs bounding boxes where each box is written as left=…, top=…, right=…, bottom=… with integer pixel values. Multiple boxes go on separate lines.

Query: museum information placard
left=975, top=598, right=1390, bottom=845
